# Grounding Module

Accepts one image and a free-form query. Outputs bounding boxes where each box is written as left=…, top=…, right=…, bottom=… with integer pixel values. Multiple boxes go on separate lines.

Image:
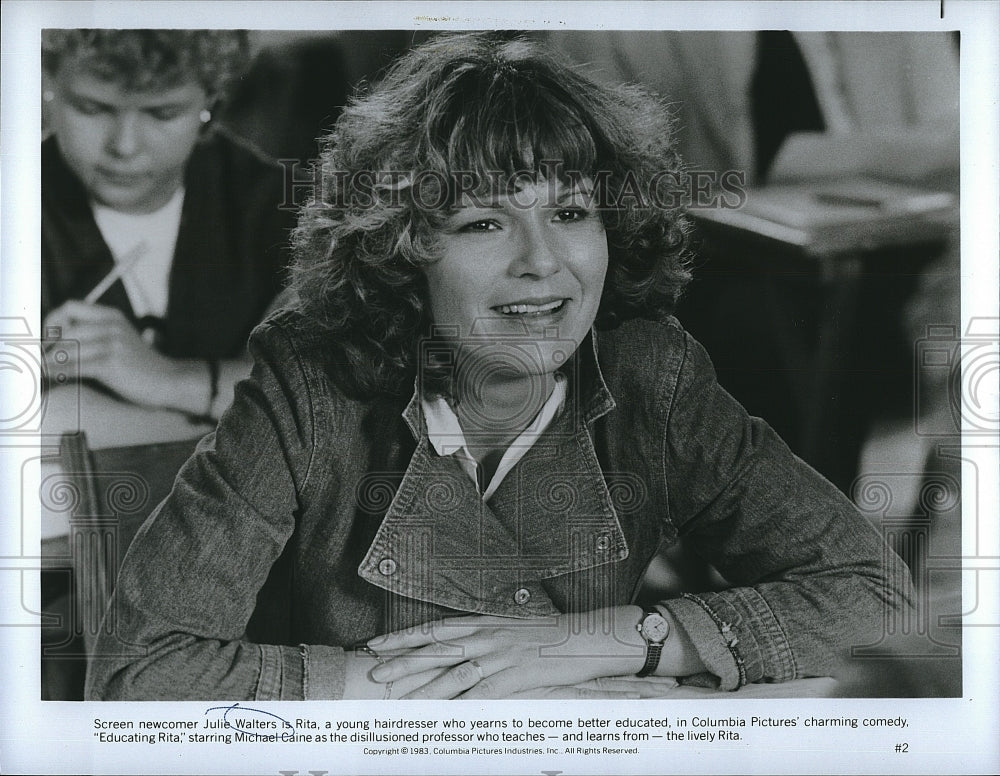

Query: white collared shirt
left=420, top=374, right=567, bottom=500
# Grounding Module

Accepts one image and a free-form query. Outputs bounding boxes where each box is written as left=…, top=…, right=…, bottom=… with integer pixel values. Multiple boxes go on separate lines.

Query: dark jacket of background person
left=86, top=310, right=912, bottom=700
left=41, top=128, right=294, bottom=359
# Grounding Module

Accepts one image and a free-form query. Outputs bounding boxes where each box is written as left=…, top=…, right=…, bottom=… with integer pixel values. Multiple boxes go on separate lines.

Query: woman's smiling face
left=422, top=178, right=609, bottom=381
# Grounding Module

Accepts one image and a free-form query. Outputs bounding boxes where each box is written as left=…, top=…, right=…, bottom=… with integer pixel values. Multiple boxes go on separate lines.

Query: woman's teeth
left=497, top=300, right=564, bottom=315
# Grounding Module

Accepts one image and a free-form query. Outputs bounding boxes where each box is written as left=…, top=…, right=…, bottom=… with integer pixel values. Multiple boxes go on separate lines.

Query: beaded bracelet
left=359, top=645, right=393, bottom=700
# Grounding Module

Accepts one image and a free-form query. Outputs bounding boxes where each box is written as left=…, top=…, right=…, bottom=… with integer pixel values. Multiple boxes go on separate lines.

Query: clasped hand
left=360, top=607, right=680, bottom=700
left=44, top=301, right=198, bottom=412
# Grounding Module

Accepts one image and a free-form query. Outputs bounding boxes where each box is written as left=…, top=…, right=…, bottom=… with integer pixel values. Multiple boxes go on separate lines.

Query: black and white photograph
left=1, top=2, right=997, bottom=775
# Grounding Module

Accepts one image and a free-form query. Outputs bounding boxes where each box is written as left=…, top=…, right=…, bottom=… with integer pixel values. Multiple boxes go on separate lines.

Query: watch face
left=641, top=613, right=669, bottom=642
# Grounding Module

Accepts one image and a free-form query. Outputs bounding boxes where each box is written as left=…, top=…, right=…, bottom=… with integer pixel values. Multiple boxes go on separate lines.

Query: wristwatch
left=635, top=610, right=670, bottom=677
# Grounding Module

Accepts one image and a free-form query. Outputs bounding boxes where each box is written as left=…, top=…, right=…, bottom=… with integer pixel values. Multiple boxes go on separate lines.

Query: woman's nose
left=509, top=219, right=562, bottom=279
left=106, top=113, right=141, bottom=158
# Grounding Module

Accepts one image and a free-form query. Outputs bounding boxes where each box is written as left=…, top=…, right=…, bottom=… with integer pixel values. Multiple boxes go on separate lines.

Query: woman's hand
left=44, top=301, right=212, bottom=414
left=342, top=644, right=650, bottom=700
left=367, top=607, right=661, bottom=700
left=341, top=648, right=447, bottom=700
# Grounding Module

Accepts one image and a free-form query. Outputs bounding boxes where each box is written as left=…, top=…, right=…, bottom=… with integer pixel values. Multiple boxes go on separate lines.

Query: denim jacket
left=86, top=310, right=911, bottom=700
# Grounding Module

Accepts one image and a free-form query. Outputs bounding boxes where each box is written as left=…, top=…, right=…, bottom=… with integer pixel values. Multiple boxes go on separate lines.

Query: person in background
left=41, top=29, right=294, bottom=422
left=39, top=29, right=295, bottom=701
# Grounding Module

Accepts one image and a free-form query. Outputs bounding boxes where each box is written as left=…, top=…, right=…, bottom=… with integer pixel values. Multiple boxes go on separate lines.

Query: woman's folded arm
left=85, top=319, right=319, bottom=700
left=658, top=331, right=914, bottom=689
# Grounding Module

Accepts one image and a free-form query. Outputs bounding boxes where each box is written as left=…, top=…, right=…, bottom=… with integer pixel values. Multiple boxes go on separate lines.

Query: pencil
left=84, top=242, right=146, bottom=305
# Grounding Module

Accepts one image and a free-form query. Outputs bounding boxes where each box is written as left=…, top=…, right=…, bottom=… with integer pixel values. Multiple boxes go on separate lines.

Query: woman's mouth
left=494, top=299, right=567, bottom=316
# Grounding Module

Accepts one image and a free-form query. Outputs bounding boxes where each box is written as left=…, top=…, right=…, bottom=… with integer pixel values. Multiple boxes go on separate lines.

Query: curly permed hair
left=41, top=29, right=249, bottom=99
left=291, top=32, right=692, bottom=399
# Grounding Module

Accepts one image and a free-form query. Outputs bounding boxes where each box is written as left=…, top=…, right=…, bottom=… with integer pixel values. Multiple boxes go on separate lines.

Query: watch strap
left=637, top=641, right=663, bottom=678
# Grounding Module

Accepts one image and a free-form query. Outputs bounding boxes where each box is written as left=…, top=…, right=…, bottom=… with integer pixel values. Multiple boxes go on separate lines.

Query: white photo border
left=2, top=2, right=997, bottom=774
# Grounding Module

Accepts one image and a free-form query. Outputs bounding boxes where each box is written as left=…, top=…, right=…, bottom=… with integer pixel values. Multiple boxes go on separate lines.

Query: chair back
left=58, top=431, right=203, bottom=653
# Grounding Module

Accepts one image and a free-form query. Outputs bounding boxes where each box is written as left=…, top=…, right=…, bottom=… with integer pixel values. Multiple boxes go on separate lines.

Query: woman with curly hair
left=42, top=29, right=293, bottom=420
left=87, top=32, right=911, bottom=701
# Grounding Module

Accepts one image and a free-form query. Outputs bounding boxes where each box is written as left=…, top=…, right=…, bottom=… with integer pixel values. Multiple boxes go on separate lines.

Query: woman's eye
left=459, top=219, right=499, bottom=233
left=554, top=208, right=589, bottom=223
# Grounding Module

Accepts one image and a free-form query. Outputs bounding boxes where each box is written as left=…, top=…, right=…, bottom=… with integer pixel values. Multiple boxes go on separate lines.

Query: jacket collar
left=359, top=329, right=626, bottom=617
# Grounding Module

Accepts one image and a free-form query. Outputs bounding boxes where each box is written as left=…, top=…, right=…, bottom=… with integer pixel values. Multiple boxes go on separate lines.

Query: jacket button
left=513, top=588, right=531, bottom=605
left=378, top=558, right=397, bottom=576
left=595, top=534, right=611, bottom=553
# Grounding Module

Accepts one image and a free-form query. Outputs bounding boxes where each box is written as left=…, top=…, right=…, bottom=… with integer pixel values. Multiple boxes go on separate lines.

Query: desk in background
left=40, top=384, right=213, bottom=540
left=680, top=177, right=957, bottom=493
left=40, top=385, right=212, bottom=700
